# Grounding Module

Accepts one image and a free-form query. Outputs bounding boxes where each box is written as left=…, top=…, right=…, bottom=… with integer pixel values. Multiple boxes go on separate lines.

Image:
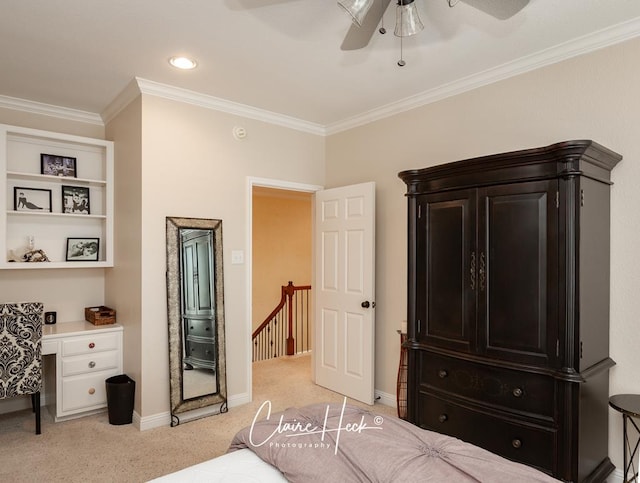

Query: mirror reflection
left=166, top=217, right=226, bottom=422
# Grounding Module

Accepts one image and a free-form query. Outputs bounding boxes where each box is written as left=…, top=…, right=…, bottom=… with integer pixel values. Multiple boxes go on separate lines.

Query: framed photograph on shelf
left=13, top=187, right=52, bottom=212
left=41, top=153, right=77, bottom=177
left=62, top=185, right=90, bottom=214
left=66, top=238, right=100, bottom=261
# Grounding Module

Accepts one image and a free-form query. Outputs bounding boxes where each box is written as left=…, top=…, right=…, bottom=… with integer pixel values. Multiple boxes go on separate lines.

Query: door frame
left=245, top=177, right=323, bottom=403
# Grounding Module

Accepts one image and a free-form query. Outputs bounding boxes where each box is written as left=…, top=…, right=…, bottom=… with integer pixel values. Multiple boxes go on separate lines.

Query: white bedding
left=149, top=448, right=286, bottom=483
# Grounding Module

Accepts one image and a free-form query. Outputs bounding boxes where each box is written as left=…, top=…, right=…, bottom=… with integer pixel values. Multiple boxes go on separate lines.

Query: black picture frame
left=41, top=153, right=77, bottom=178
left=14, top=187, right=52, bottom=212
left=62, top=185, right=90, bottom=214
left=65, top=238, right=100, bottom=261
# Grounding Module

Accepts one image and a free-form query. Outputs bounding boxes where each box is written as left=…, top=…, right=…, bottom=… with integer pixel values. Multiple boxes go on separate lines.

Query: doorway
left=247, top=177, right=321, bottom=402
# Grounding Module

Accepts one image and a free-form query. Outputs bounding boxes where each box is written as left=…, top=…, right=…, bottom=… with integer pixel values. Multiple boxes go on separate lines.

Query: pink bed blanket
left=229, top=401, right=559, bottom=482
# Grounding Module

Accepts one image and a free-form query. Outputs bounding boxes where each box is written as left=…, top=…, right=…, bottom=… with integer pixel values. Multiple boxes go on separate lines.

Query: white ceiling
left=2, top=0, right=640, bottom=131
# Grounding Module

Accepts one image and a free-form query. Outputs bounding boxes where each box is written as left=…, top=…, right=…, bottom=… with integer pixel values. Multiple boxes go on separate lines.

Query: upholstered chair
left=0, top=302, right=43, bottom=434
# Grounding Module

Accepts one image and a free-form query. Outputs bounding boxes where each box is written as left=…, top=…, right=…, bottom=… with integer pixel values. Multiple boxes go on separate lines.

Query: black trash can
left=105, top=374, right=135, bottom=425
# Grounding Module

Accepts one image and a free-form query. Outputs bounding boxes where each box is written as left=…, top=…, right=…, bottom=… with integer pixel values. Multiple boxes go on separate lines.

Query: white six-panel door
left=314, top=182, right=375, bottom=404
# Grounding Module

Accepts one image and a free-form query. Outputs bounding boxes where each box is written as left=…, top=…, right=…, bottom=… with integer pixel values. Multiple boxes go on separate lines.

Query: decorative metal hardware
left=512, top=439, right=522, bottom=449
left=470, top=251, right=476, bottom=290
left=479, top=252, right=486, bottom=291
left=88, top=361, right=96, bottom=369
left=439, top=414, right=448, bottom=423
left=438, top=370, right=448, bottom=379
left=512, top=387, right=523, bottom=398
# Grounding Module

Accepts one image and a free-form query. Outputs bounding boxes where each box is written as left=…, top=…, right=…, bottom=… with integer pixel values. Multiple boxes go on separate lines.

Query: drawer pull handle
left=89, top=342, right=95, bottom=349
left=438, top=370, right=448, bottom=379
left=88, top=361, right=96, bottom=368
left=88, top=387, right=96, bottom=395
left=512, top=439, right=522, bottom=449
left=512, top=387, right=523, bottom=398
left=438, top=414, right=448, bottom=423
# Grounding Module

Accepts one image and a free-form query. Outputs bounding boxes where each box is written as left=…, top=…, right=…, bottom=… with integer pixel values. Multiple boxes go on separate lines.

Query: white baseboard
left=374, top=389, right=397, bottom=410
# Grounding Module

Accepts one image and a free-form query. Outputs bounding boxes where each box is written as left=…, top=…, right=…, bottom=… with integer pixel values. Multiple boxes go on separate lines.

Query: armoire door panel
left=478, top=181, right=559, bottom=366
left=420, top=190, right=476, bottom=351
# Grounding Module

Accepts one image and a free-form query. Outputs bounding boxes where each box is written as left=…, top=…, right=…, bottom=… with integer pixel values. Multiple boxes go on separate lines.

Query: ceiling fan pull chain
left=379, top=0, right=387, bottom=34
left=398, top=6, right=406, bottom=66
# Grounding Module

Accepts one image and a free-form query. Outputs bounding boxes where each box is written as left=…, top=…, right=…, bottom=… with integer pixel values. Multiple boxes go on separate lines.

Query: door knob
left=361, top=301, right=370, bottom=308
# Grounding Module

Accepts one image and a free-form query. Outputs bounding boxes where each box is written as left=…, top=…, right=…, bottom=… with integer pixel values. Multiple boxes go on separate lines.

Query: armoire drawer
left=417, top=391, right=556, bottom=474
left=184, top=318, right=215, bottom=338
left=185, top=340, right=216, bottom=362
left=418, top=352, right=555, bottom=418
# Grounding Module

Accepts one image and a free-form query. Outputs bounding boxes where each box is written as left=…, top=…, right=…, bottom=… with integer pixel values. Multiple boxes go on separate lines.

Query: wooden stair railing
left=252, top=281, right=312, bottom=362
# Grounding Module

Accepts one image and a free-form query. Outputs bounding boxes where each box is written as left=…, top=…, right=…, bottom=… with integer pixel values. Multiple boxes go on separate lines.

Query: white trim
left=374, top=389, right=397, bottom=410
left=101, top=79, right=143, bottom=124
left=3, top=16, right=640, bottom=138
left=138, top=410, right=170, bottom=431
left=136, top=78, right=326, bottom=136
left=245, top=177, right=322, bottom=406
left=325, top=16, right=640, bottom=134
left=0, top=94, right=103, bottom=126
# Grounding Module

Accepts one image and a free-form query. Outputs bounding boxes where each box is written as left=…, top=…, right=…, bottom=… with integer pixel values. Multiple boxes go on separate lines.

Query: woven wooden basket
left=84, top=306, right=116, bottom=325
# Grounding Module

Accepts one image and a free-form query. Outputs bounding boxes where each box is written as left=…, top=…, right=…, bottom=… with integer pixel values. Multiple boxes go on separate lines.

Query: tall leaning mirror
left=166, top=217, right=227, bottom=425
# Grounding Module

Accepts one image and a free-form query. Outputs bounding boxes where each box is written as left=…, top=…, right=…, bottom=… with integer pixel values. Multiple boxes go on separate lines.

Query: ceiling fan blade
left=460, top=0, right=530, bottom=20
left=340, top=0, right=392, bottom=51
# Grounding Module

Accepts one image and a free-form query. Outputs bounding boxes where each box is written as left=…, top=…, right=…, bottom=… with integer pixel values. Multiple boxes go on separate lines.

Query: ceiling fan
left=339, top=0, right=530, bottom=65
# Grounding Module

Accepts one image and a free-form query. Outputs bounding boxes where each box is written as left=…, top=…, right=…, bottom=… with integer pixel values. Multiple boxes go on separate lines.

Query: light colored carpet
left=0, top=354, right=397, bottom=482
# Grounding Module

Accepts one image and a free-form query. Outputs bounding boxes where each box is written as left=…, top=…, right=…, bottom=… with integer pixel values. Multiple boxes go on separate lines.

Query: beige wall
left=105, top=97, right=143, bottom=415
left=252, top=188, right=312, bottom=331
left=133, top=95, right=325, bottom=417
left=326, top=36, right=640, bottom=470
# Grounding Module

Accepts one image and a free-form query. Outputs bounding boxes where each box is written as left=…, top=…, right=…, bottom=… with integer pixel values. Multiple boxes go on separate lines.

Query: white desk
left=43, top=322, right=123, bottom=421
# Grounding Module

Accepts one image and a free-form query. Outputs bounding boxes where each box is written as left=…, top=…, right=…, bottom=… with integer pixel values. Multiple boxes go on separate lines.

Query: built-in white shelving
left=0, top=124, right=114, bottom=269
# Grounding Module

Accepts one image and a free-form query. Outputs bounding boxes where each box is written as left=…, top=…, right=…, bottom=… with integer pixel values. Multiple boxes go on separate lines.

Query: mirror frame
left=166, top=216, right=227, bottom=418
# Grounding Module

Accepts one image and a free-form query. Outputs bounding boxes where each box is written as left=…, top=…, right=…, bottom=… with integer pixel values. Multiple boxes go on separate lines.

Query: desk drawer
left=417, top=391, right=555, bottom=473
left=61, top=370, right=119, bottom=413
left=62, top=332, right=120, bottom=356
left=418, top=352, right=554, bottom=417
left=62, top=351, right=119, bottom=377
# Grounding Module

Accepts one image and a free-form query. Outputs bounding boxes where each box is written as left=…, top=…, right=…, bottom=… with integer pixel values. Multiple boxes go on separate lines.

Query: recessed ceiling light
left=169, top=56, right=197, bottom=70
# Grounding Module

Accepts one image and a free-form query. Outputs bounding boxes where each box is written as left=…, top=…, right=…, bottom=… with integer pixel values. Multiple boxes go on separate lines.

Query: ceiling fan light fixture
left=337, top=0, right=375, bottom=27
left=394, top=0, right=424, bottom=37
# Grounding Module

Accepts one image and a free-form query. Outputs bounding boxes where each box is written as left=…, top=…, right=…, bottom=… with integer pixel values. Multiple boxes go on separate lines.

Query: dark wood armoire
left=398, top=140, right=621, bottom=482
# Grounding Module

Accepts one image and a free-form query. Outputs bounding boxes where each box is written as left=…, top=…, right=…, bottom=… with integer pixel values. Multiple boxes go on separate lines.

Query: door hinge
left=555, top=191, right=560, bottom=209
left=556, top=340, right=560, bottom=357
left=418, top=204, right=422, bottom=219
left=580, top=189, right=585, bottom=207
left=417, top=319, right=421, bottom=334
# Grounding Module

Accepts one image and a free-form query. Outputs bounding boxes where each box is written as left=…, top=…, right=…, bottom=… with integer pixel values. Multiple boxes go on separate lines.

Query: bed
left=153, top=402, right=559, bottom=482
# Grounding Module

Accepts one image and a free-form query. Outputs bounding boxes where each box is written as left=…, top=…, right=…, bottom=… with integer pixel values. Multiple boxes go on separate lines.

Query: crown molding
left=134, top=78, right=326, bottom=136
left=101, top=79, right=143, bottom=125
left=0, top=94, right=103, bottom=126
left=325, top=16, right=640, bottom=135
left=3, top=16, right=640, bottom=136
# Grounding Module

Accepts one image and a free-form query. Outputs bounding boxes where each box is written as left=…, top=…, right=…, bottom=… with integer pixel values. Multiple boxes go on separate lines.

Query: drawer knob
left=438, top=370, right=448, bottom=379
left=438, top=414, right=448, bottom=423
left=512, top=439, right=522, bottom=449
left=512, top=387, right=523, bottom=398
left=89, top=342, right=95, bottom=349
left=88, top=361, right=96, bottom=368
left=88, top=387, right=95, bottom=395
